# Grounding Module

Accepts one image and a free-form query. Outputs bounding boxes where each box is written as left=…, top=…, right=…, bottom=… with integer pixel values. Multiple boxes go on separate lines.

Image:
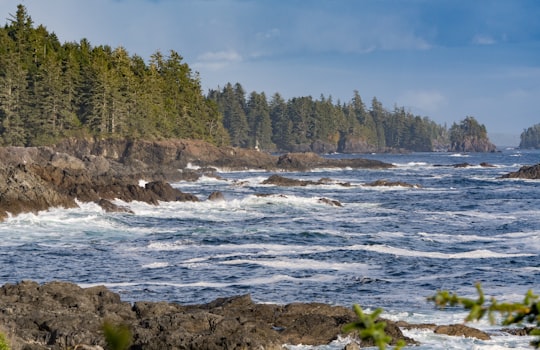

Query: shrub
left=430, top=283, right=540, bottom=348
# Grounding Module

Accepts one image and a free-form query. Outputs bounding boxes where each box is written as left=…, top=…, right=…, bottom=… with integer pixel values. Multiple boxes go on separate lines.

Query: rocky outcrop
left=0, top=281, right=414, bottom=350
left=501, top=164, right=540, bottom=179
left=262, top=174, right=350, bottom=187
left=0, top=138, right=392, bottom=221
left=365, top=179, right=421, bottom=188
left=337, top=135, right=377, bottom=153
left=276, top=152, right=391, bottom=171
left=449, top=138, right=497, bottom=153
left=434, top=324, right=491, bottom=340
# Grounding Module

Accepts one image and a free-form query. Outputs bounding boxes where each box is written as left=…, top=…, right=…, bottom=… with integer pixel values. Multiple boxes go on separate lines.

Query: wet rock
left=434, top=324, right=491, bottom=340
left=501, top=163, right=540, bottom=179
left=145, top=181, right=199, bottom=202
left=262, top=174, right=319, bottom=186
left=208, top=191, right=225, bottom=201
left=318, top=198, right=343, bottom=207
left=96, top=199, right=133, bottom=214
left=262, top=174, right=351, bottom=187
left=276, top=152, right=392, bottom=171
left=0, top=138, right=393, bottom=221
left=0, top=281, right=414, bottom=350
left=364, top=179, right=421, bottom=188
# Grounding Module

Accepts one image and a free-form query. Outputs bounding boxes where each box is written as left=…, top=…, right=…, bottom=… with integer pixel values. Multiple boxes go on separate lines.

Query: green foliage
left=430, top=283, right=540, bottom=348
left=343, top=304, right=405, bottom=350
left=0, top=5, right=228, bottom=146
left=1, top=5, right=453, bottom=151
left=102, top=321, right=132, bottom=350
left=448, top=116, right=491, bottom=151
left=209, top=83, right=447, bottom=152
left=0, top=332, right=10, bottom=350
left=520, top=123, right=540, bottom=149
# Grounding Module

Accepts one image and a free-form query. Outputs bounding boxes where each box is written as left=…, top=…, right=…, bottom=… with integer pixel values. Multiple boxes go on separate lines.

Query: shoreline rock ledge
left=0, top=138, right=393, bottom=221
left=0, top=280, right=414, bottom=350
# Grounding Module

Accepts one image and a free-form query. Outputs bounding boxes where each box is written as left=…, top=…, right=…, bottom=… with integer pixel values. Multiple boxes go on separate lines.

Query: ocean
left=1, top=149, right=539, bottom=349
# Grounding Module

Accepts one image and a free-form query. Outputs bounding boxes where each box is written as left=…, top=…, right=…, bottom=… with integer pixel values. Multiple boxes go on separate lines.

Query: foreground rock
left=0, top=138, right=392, bottom=221
left=0, top=281, right=414, bottom=350
left=501, top=163, right=540, bottom=179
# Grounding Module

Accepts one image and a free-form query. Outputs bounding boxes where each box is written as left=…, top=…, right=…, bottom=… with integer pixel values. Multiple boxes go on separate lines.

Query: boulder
left=501, top=163, right=540, bottom=179
left=208, top=191, right=225, bottom=201
left=434, top=324, right=491, bottom=340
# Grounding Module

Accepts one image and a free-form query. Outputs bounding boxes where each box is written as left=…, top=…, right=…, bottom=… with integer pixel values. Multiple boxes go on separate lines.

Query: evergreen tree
left=370, top=97, right=386, bottom=150
left=519, top=123, right=540, bottom=149
left=246, top=91, right=274, bottom=150
left=269, top=92, right=292, bottom=150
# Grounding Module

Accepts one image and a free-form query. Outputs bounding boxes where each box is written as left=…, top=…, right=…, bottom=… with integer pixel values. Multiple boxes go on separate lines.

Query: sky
left=2, top=0, right=540, bottom=146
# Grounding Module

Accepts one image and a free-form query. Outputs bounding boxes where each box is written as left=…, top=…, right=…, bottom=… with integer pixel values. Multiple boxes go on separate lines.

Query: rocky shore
left=0, top=138, right=392, bottom=221
left=0, top=280, right=513, bottom=350
left=1, top=138, right=538, bottom=348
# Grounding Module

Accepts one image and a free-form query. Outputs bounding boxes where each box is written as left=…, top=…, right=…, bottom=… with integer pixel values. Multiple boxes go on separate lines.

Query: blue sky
left=2, top=0, right=540, bottom=145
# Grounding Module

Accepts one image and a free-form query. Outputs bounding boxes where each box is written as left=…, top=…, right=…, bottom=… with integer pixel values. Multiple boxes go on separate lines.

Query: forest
left=0, top=5, right=229, bottom=147
left=0, top=5, right=499, bottom=153
left=519, top=124, right=540, bottom=149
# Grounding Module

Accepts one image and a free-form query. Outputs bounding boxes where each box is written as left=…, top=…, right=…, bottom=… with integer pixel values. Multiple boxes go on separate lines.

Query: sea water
left=0, top=149, right=539, bottom=349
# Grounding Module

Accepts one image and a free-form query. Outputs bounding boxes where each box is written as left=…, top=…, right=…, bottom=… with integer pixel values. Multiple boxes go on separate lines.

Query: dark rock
left=337, top=135, right=376, bottom=153
left=262, top=174, right=319, bottom=186
left=145, top=181, right=199, bottom=202
left=276, top=152, right=392, bottom=171
left=0, top=138, right=393, bottom=221
left=311, top=140, right=338, bottom=154
left=453, top=162, right=472, bottom=168
left=96, top=199, right=133, bottom=214
left=365, top=179, right=420, bottom=188
left=501, top=163, right=540, bottom=179
left=0, top=281, right=415, bottom=350
left=262, top=174, right=352, bottom=187
left=0, top=164, right=77, bottom=221
left=434, top=324, right=491, bottom=340
left=500, top=327, right=536, bottom=336
left=208, top=191, right=225, bottom=201
left=448, top=136, right=497, bottom=153
left=318, top=198, right=343, bottom=207
left=480, top=162, right=496, bottom=168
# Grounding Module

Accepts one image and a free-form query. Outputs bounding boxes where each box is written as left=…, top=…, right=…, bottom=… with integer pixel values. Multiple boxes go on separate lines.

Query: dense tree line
left=1, top=5, right=496, bottom=153
left=0, top=5, right=228, bottom=146
left=208, top=83, right=448, bottom=152
left=519, top=123, right=540, bottom=149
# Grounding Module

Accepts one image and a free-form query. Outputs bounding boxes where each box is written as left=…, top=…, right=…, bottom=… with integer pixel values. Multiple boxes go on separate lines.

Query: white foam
left=81, top=273, right=336, bottom=290
left=142, top=262, right=169, bottom=269
left=347, top=244, right=535, bottom=259
left=220, top=258, right=374, bottom=272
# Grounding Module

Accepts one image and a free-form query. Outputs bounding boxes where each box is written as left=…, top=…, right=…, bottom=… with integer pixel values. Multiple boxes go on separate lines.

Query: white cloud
left=193, top=49, right=243, bottom=71
left=397, top=90, right=447, bottom=114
